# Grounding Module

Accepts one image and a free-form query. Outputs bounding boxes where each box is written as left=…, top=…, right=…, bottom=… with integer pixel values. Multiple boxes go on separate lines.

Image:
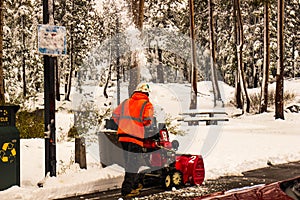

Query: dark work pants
left=120, top=142, right=143, bottom=196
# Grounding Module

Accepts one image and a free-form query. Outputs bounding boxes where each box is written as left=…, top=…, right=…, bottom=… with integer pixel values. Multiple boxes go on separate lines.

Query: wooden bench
left=182, top=116, right=229, bottom=125
left=179, top=110, right=229, bottom=126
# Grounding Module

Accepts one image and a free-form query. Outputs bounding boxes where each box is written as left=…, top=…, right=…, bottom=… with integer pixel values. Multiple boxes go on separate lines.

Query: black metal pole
left=43, top=0, right=56, bottom=177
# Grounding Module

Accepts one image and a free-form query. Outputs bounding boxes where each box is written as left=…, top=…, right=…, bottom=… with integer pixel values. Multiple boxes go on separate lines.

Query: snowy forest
left=0, top=0, right=299, bottom=118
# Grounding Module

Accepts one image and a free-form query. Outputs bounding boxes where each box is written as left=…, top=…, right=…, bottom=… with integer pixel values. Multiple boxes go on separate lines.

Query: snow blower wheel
left=163, top=174, right=172, bottom=189
left=172, top=171, right=183, bottom=187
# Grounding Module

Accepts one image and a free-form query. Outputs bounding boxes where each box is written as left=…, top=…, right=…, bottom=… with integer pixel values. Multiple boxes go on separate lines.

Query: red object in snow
left=193, top=176, right=300, bottom=200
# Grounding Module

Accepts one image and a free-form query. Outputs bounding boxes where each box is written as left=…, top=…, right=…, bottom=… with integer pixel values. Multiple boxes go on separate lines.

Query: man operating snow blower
left=112, top=83, right=154, bottom=198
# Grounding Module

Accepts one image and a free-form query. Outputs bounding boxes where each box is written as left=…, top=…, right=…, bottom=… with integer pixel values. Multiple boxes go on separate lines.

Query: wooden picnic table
left=179, top=109, right=229, bottom=125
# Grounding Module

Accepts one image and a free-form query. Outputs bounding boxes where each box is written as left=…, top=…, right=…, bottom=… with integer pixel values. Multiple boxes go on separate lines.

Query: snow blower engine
left=141, top=119, right=205, bottom=189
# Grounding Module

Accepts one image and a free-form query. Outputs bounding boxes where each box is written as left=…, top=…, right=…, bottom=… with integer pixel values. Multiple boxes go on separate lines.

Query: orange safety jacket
left=112, top=92, right=154, bottom=147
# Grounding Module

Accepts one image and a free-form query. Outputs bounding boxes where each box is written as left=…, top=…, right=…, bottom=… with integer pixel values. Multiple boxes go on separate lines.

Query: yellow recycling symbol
left=0, top=142, right=16, bottom=163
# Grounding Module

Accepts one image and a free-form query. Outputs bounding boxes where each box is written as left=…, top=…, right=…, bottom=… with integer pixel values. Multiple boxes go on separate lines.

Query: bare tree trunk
left=22, top=55, right=26, bottom=97
left=0, top=0, right=5, bottom=105
left=235, top=0, right=250, bottom=113
left=104, top=64, right=112, bottom=99
left=128, top=0, right=144, bottom=96
left=22, top=16, right=27, bottom=97
left=183, top=58, right=189, bottom=82
left=116, top=15, right=121, bottom=105
left=292, top=40, right=295, bottom=79
left=232, top=0, right=242, bottom=109
left=65, top=36, right=73, bottom=101
left=157, top=48, right=164, bottom=83
left=235, top=71, right=242, bottom=109
left=189, top=0, right=197, bottom=109
left=65, top=64, right=73, bottom=101
left=137, top=0, right=144, bottom=30
left=275, top=0, right=285, bottom=119
left=253, top=65, right=258, bottom=88
left=65, top=0, right=74, bottom=101
left=260, top=0, right=270, bottom=113
left=208, top=0, right=223, bottom=107
left=64, top=72, right=68, bottom=95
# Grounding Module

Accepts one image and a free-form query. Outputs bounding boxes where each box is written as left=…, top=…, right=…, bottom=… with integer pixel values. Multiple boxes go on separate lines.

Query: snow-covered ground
left=1, top=80, right=300, bottom=200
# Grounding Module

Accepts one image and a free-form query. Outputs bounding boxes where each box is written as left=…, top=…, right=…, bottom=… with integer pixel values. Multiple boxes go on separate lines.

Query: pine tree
left=275, top=0, right=285, bottom=119
left=260, top=0, right=270, bottom=113
left=54, top=0, right=103, bottom=100
left=3, top=0, right=43, bottom=104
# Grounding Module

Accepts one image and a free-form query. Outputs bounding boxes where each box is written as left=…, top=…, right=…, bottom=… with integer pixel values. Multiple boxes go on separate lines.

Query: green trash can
left=0, top=105, right=20, bottom=190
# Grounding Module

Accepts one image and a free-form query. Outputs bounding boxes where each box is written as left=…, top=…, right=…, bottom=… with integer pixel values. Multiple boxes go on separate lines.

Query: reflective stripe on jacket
left=112, top=92, right=154, bottom=147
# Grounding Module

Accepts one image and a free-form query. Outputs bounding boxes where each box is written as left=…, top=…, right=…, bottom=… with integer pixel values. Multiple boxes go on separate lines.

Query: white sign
left=38, top=24, right=67, bottom=55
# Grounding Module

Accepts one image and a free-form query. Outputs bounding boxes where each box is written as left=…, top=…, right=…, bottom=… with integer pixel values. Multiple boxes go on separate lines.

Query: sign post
left=41, top=0, right=66, bottom=177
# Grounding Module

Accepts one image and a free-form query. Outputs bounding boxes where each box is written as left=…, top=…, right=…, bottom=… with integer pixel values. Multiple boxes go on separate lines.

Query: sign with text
left=38, top=24, right=67, bottom=55
left=0, top=109, right=9, bottom=126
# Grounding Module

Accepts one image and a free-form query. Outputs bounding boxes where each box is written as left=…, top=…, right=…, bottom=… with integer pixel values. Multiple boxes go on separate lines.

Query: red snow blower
left=102, top=118, right=205, bottom=189
left=140, top=120, right=205, bottom=189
